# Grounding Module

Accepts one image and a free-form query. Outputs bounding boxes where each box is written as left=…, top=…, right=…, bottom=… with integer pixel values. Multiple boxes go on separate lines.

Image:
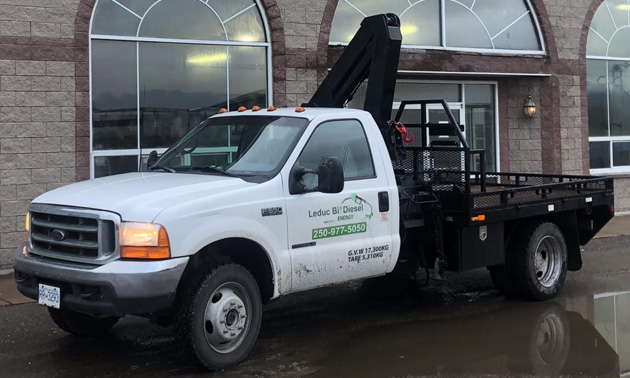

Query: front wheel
left=179, top=264, right=262, bottom=370
left=509, top=222, right=568, bottom=301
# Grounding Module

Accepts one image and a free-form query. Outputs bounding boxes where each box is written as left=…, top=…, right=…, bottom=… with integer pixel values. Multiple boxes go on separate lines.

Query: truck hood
left=33, top=172, right=256, bottom=222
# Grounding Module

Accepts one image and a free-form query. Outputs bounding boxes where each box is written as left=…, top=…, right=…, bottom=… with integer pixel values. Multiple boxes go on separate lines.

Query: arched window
left=330, top=0, right=544, bottom=53
left=587, top=0, right=630, bottom=172
left=90, top=0, right=271, bottom=178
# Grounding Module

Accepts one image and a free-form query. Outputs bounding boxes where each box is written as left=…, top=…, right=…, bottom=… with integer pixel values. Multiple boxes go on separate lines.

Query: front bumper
left=13, top=245, right=189, bottom=317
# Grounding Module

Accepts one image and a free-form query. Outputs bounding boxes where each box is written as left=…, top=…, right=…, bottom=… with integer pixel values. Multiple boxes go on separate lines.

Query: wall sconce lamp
left=524, top=92, right=537, bottom=118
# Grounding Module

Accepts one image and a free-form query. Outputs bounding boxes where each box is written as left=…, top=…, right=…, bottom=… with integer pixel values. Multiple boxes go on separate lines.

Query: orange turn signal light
left=238, top=106, right=247, bottom=112
left=267, top=106, right=277, bottom=111
left=218, top=108, right=228, bottom=114
left=295, top=106, right=305, bottom=112
left=252, top=106, right=261, bottom=112
left=471, top=215, right=486, bottom=222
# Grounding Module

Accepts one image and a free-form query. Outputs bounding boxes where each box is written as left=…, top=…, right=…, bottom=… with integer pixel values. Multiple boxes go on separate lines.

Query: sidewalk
left=0, top=214, right=627, bottom=307
left=0, top=271, right=34, bottom=307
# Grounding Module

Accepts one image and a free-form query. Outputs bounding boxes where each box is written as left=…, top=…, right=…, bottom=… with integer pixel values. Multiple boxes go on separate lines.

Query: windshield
left=154, top=115, right=308, bottom=180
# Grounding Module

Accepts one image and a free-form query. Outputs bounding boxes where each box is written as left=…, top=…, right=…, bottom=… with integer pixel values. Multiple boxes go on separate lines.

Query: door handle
left=378, top=191, right=389, bottom=212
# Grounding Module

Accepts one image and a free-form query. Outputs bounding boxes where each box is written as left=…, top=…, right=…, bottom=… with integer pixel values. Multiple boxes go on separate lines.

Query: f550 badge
left=261, top=207, right=283, bottom=217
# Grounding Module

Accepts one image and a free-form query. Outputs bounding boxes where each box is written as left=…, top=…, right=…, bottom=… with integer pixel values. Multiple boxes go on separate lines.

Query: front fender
left=161, top=215, right=291, bottom=298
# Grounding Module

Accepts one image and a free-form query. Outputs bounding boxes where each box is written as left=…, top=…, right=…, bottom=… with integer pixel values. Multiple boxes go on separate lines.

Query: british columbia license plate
left=38, top=284, right=60, bottom=309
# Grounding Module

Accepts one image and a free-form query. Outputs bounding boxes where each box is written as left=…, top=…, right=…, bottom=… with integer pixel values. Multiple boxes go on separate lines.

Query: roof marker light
left=267, top=106, right=277, bottom=111
left=295, top=106, right=305, bottom=112
left=218, top=108, right=228, bottom=114
left=238, top=106, right=247, bottom=112
left=252, top=106, right=262, bottom=112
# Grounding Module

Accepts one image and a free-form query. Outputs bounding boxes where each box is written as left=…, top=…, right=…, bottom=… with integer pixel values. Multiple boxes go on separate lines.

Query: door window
left=297, top=120, right=375, bottom=187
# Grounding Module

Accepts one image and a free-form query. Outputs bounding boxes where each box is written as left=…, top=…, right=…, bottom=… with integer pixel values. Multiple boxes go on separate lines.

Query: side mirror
left=147, top=150, right=159, bottom=168
left=289, top=156, right=344, bottom=195
left=317, top=156, right=344, bottom=193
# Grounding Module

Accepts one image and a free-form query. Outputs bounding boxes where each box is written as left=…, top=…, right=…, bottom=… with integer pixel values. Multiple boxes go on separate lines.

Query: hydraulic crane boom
left=306, top=13, right=405, bottom=160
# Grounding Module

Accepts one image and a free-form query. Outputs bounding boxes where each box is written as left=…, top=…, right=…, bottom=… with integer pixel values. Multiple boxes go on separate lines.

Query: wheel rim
left=536, top=313, right=566, bottom=366
left=534, top=235, right=562, bottom=288
left=203, top=282, right=251, bottom=354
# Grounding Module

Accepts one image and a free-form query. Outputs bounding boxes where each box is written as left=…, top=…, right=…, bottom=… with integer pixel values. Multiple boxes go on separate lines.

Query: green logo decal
left=342, top=193, right=374, bottom=220
left=308, top=193, right=375, bottom=225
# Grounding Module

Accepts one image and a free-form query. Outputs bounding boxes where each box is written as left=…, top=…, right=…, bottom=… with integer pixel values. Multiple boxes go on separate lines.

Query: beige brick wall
left=558, top=74, right=585, bottom=175
left=0, top=2, right=77, bottom=39
left=0, top=59, right=76, bottom=269
left=506, top=78, right=543, bottom=173
left=276, top=0, right=326, bottom=106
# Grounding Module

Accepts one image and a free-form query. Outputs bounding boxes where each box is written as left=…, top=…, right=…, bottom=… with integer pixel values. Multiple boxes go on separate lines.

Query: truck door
left=284, top=118, right=395, bottom=292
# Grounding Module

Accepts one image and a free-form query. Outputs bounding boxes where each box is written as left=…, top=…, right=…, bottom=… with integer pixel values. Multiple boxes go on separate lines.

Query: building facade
left=0, top=0, right=626, bottom=268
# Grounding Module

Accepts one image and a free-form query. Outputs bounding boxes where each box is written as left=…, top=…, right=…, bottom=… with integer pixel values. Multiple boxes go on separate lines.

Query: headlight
left=119, top=222, right=170, bottom=259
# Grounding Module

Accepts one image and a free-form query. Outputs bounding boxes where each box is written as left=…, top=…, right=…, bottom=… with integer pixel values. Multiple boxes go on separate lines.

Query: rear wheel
left=48, top=308, right=119, bottom=337
left=509, top=222, right=567, bottom=301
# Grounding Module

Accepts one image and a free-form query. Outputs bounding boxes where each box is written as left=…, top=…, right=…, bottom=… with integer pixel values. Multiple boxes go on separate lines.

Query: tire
left=178, top=264, right=262, bottom=371
left=48, top=307, right=119, bottom=337
left=488, top=264, right=517, bottom=297
left=509, top=222, right=568, bottom=301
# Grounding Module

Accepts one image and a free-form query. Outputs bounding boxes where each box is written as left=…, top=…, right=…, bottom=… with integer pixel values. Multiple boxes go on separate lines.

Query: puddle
left=305, top=298, right=621, bottom=377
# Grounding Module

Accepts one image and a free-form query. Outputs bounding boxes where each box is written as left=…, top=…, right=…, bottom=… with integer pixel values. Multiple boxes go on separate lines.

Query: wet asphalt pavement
left=1, top=236, right=629, bottom=378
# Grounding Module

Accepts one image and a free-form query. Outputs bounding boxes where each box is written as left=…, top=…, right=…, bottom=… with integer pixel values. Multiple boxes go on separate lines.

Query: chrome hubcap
left=534, top=236, right=561, bottom=288
left=203, top=282, right=251, bottom=354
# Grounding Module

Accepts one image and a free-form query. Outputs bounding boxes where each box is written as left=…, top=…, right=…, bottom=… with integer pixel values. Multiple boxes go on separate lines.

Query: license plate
left=38, top=284, right=60, bottom=309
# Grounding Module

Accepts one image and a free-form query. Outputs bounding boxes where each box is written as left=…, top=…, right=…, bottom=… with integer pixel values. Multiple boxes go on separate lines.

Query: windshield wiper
left=149, top=165, right=176, bottom=173
left=185, top=166, right=241, bottom=178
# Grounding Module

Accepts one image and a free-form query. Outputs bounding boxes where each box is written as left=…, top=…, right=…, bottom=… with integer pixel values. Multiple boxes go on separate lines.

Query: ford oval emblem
left=51, top=229, right=66, bottom=241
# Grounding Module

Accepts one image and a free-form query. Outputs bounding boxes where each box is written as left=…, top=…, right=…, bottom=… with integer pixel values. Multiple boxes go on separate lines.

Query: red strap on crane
left=395, top=122, right=414, bottom=143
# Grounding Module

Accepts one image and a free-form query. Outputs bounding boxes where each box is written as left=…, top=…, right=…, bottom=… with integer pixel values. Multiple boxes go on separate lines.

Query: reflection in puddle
left=595, top=292, right=630, bottom=376
left=309, top=300, right=620, bottom=377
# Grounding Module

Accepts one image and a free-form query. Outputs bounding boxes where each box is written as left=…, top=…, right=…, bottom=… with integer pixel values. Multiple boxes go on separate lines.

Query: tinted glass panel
left=91, top=40, right=137, bottom=150
left=590, top=3, right=618, bottom=44
left=606, top=0, right=629, bottom=30
left=492, top=13, right=540, bottom=51
left=608, top=61, right=630, bottom=136
left=329, top=0, right=365, bottom=43
left=587, top=34, right=609, bottom=57
left=613, top=142, right=630, bottom=166
left=117, top=0, right=155, bottom=17
left=465, top=85, right=496, bottom=172
left=587, top=60, right=609, bottom=137
left=609, top=28, right=630, bottom=58
left=91, top=0, right=140, bottom=36
left=229, top=46, right=267, bottom=110
left=94, top=155, right=138, bottom=178
left=350, top=0, right=409, bottom=17
left=299, top=120, right=375, bottom=181
left=207, top=0, right=256, bottom=21
left=139, top=43, right=228, bottom=149
left=472, top=0, right=529, bottom=38
left=224, top=7, right=266, bottom=42
left=138, top=0, right=226, bottom=41
left=590, top=141, right=610, bottom=169
left=445, top=1, right=493, bottom=49
left=399, top=0, right=441, bottom=46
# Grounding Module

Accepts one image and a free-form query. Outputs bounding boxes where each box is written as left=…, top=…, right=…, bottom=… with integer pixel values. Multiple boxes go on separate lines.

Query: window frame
left=329, top=0, right=546, bottom=56
left=587, top=0, right=630, bottom=174
left=294, top=118, right=378, bottom=186
left=88, top=0, right=273, bottom=179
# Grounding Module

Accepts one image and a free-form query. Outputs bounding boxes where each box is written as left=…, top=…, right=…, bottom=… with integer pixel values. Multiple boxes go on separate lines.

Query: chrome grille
left=28, top=204, right=119, bottom=264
